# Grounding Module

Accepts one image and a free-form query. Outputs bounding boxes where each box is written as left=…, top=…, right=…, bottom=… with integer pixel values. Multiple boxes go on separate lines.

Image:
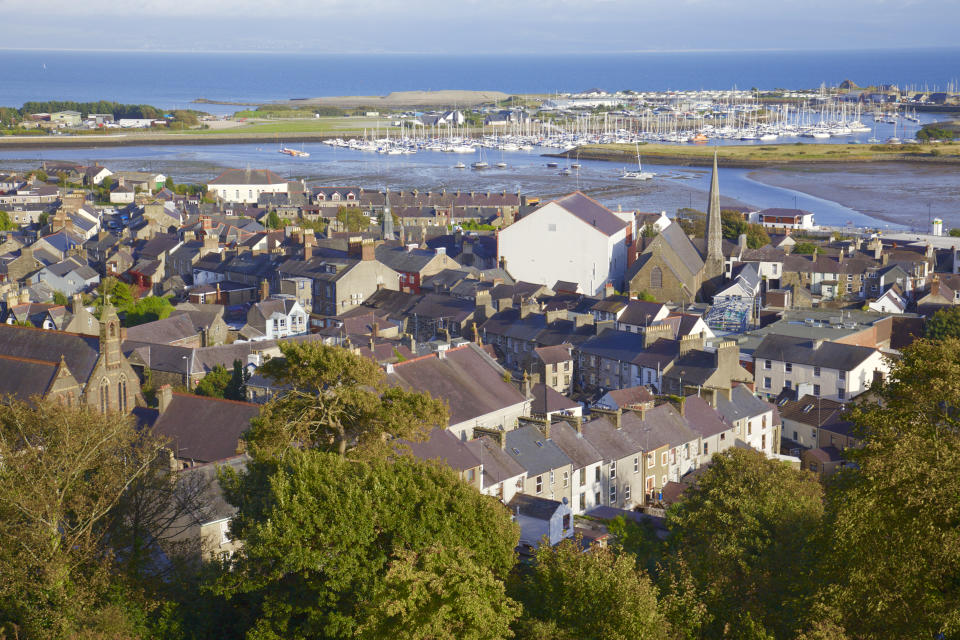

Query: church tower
left=702, top=150, right=725, bottom=289
left=382, top=188, right=395, bottom=241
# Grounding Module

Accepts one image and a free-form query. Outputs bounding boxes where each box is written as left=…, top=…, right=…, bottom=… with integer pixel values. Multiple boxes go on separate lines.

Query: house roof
left=402, top=428, right=481, bottom=471
left=150, top=392, right=259, bottom=464
left=618, top=300, right=669, bottom=326
left=549, top=421, right=603, bottom=469
left=504, top=424, right=571, bottom=476
left=509, top=493, right=565, bottom=520
left=466, top=436, right=526, bottom=489
left=534, top=344, right=572, bottom=365
left=602, top=385, right=655, bottom=409
left=0, top=324, right=101, bottom=383
left=125, top=313, right=199, bottom=345
left=680, top=395, right=732, bottom=438
left=753, top=334, right=879, bottom=371
left=716, top=384, right=772, bottom=424
left=545, top=191, right=629, bottom=237
left=208, top=168, right=287, bottom=186
left=580, top=414, right=640, bottom=461
left=778, top=394, right=851, bottom=431
left=386, top=343, right=526, bottom=428
left=530, top=383, right=579, bottom=415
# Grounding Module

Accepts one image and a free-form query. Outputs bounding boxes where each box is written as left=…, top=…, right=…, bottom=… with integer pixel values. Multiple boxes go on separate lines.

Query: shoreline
left=0, top=131, right=349, bottom=150
left=551, top=143, right=960, bottom=169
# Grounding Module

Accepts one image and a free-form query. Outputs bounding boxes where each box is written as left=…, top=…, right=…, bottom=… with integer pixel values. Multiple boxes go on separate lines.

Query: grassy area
left=574, top=141, right=960, bottom=166
left=176, top=116, right=389, bottom=135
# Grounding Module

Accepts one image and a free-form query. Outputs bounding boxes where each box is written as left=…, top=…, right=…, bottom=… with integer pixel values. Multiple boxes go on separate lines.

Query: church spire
left=382, top=188, right=395, bottom=241
left=706, top=150, right=722, bottom=264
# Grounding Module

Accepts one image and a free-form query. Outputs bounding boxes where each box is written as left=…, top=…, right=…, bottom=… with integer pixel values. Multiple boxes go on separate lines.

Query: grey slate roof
left=681, top=395, right=732, bottom=438
left=504, top=424, right=572, bottom=476
left=150, top=392, right=259, bottom=464
left=549, top=421, right=603, bottom=469
left=208, top=168, right=287, bottom=186
left=753, top=334, right=879, bottom=371
left=548, top=191, right=628, bottom=237
left=530, top=383, right=579, bottom=415
left=509, top=493, right=565, bottom=520
left=466, top=436, right=526, bottom=488
left=580, top=415, right=641, bottom=461
left=0, top=324, right=101, bottom=383
left=403, top=428, right=481, bottom=471
left=716, top=384, right=773, bottom=424
left=0, top=354, right=60, bottom=401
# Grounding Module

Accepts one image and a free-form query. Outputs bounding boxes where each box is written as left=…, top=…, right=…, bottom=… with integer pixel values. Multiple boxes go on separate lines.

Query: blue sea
left=2, top=48, right=960, bottom=112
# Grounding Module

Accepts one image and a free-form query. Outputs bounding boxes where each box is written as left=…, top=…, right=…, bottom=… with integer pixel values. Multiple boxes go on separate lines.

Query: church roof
left=0, top=324, right=101, bottom=384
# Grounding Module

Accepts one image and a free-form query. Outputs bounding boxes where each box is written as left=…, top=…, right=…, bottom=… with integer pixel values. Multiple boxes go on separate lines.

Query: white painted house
left=753, top=335, right=889, bottom=402
left=498, top=191, right=631, bottom=296
left=207, top=168, right=288, bottom=204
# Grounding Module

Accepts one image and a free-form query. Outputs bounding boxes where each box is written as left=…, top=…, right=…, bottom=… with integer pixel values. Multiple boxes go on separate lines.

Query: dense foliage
left=924, top=305, right=960, bottom=340
left=720, top=209, right=771, bottom=249
left=2, top=338, right=959, bottom=639
left=194, top=360, right=249, bottom=401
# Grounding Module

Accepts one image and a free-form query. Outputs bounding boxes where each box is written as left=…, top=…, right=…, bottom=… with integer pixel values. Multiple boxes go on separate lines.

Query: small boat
left=546, top=161, right=559, bottom=168
left=559, top=168, right=572, bottom=176
left=279, top=146, right=310, bottom=158
left=570, top=163, right=581, bottom=169
left=453, top=161, right=466, bottom=169
left=691, top=133, right=708, bottom=143
left=471, top=160, right=489, bottom=169
left=495, top=161, right=508, bottom=168
left=619, top=141, right=655, bottom=180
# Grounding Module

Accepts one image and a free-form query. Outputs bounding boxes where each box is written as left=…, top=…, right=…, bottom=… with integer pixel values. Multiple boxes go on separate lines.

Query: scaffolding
left=705, top=298, right=753, bottom=333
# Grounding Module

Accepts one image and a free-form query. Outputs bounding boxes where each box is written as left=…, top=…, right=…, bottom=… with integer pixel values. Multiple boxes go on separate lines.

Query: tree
left=822, top=338, right=960, bottom=639
left=265, top=210, right=281, bottom=230
left=124, top=295, right=174, bottom=327
left=792, top=241, right=819, bottom=255
left=360, top=544, right=520, bottom=640
left=663, top=448, right=825, bottom=639
left=194, top=364, right=232, bottom=399
left=0, top=399, right=164, bottom=637
left=949, top=228, right=960, bottom=238
left=214, top=450, right=519, bottom=639
left=52, top=290, right=68, bottom=306
left=924, top=306, right=960, bottom=340
left=224, top=359, right=249, bottom=402
left=721, top=210, right=770, bottom=249
left=514, top=538, right=666, bottom=640
left=244, top=341, right=448, bottom=459
left=0, top=210, right=15, bottom=231
left=164, top=176, right=174, bottom=189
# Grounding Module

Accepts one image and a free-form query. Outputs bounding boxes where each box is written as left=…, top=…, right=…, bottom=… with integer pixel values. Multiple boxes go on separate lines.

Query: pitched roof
left=125, top=313, right=198, bottom=345
left=402, top=428, right=481, bottom=471
left=602, top=385, right=655, bottom=409
left=504, top=424, right=572, bottom=476
left=509, top=493, right=565, bottom=520
left=0, top=324, right=101, bottom=383
left=549, top=421, right=603, bottom=469
left=530, top=383, right=579, bottom=415
left=208, top=168, right=287, bottom=186
left=386, top=343, right=526, bottom=427
left=466, top=436, right=526, bottom=488
left=680, top=395, right=732, bottom=438
left=716, top=384, right=774, bottom=424
left=0, top=354, right=61, bottom=401
left=546, top=191, right=629, bottom=237
left=150, top=393, right=259, bottom=464
left=754, top=335, right=880, bottom=371
left=534, top=344, right=572, bottom=365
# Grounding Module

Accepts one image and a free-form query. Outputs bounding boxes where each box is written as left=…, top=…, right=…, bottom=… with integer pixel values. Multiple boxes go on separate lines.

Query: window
left=764, top=359, right=772, bottom=369
left=720, top=432, right=726, bottom=441
left=535, top=475, right=543, bottom=494
left=609, top=484, right=617, bottom=503
left=647, top=452, right=655, bottom=467
left=838, top=388, right=846, bottom=400
left=624, top=484, right=631, bottom=501
left=785, top=380, right=792, bottom=390
left=466, top=468, right=475, bottom=482
left=762, top=434, right=767, bottom=450
left=562, top=514, right=571, bottom=530
left=595, top=467, right=601, bottom=483
left=703, top=442, right=709, bottom=455
left=748, top=421, right=752, bottom=435
left=579, top=468, right=586, bottom=486
left=814, top=366, right=821, bottom=377
left=610, top=462, right=616, bottom=479
left=814, top=384, right=821, bottom=396
left=661, top=451, right=668, bottom=466
left=579, top=493, right=586, bottom=510
left=562, top=471, right=569, bottom=488
left=785, top=362, right=793, bottom=373
left=764, top=377, right=771, bottom=389
left=633, top=457, right=639, bottom=473
left=650, top=267, right=663, bottom=289
left=99, top=379, right=109, bottom=413
left=117, top=377, right=127, bottom=413
left=762, top=415, right=768, bottom=429
left=809, top=462, right=819, bottom=472
left=838, top=370, right=846, bottom=381
left=549, top=471, right=555, bottom=485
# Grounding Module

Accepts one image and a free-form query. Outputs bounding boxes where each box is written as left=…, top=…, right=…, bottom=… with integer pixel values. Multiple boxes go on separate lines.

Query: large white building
left=497, top=191, right=632, bottom=296
left=207, top=168, right=288, bottom=204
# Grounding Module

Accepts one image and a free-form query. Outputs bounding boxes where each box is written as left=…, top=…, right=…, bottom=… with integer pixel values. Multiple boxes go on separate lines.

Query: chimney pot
left=158, top=385, right=173, bottom=414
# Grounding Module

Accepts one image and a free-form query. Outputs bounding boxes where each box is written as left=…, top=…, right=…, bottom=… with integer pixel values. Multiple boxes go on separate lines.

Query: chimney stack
left=259, top=279, right=270, bottom=301
left=158, top=385, right=173, bottom=414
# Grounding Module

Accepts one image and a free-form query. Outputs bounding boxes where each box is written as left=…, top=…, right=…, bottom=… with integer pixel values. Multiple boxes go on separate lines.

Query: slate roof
left=753, top=334, right=879, bottom=371
left=386, top=343, right=526, bottom=427
left=547, top=191, right=628, bottom=237
left=0, top=354, right=61, bottom=401
left=0, top=324, right=101, bottom=383
left=681, top=395, right=732, bottom=438
left=504, top=424, right=572, bottom=476
left=549, top=421, right=603, bottom=469
left=618, top=300, right=669, bottom=326
left=622, top=403, right=699, bottom=450
left=466, top=436, right=526, bottom=488
left=580, top=414, right=640, bottom=461
left=530, top=383, right=579, bottom=415
left=778, top=394, right=852, bottom=433
left=124, top=314, right=198, bottom=345
left=208, top=168, right=287, bottom=186
left=150, top=392, right=260, bottom=463
left=579, top=328, right=647, bottom=362
left=602, top=385, right=655, bottom=408
left=534, top=344, right=572, bottom=365
left=375, top=244, right=443, bottom=273
left=403, top=428, right=481, bottom=471
left=509, top=493, right=565, bottom=520
left=716, top=384, right=773, bottom=424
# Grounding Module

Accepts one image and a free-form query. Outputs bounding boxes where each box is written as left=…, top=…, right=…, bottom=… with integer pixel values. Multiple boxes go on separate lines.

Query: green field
left=573, top=141, right=960, bottom=166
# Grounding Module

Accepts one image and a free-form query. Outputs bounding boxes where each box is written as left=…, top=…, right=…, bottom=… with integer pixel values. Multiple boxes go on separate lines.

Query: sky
left=1, top=0, right=957, bottom=53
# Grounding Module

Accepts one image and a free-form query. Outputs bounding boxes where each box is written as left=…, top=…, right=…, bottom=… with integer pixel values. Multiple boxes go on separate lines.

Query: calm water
left=3, top=48, right=960, bottom=112
left=0, top=142, right=910, bottom=229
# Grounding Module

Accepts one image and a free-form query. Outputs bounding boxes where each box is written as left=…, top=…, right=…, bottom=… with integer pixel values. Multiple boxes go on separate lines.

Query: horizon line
left=2, top=45, right=960, bottom=56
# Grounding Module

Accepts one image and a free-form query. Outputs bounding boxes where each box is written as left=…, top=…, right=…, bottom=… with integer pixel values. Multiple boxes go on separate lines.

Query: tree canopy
left=195, top=361, right=249, bottom=401
left=244, top=341, right=448, bottom=459
left=215, top=450, right=519, bottom=639
left=823, top=338, right=960, bottom=639
left=720, top=209, right=771, bottom=249
left=924, top=306, right=960, bottom=340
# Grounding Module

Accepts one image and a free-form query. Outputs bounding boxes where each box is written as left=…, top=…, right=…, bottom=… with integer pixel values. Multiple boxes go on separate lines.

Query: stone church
left=627, top=152, right=725, bottom=303
left=0, top=302, right=142, bottom=412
